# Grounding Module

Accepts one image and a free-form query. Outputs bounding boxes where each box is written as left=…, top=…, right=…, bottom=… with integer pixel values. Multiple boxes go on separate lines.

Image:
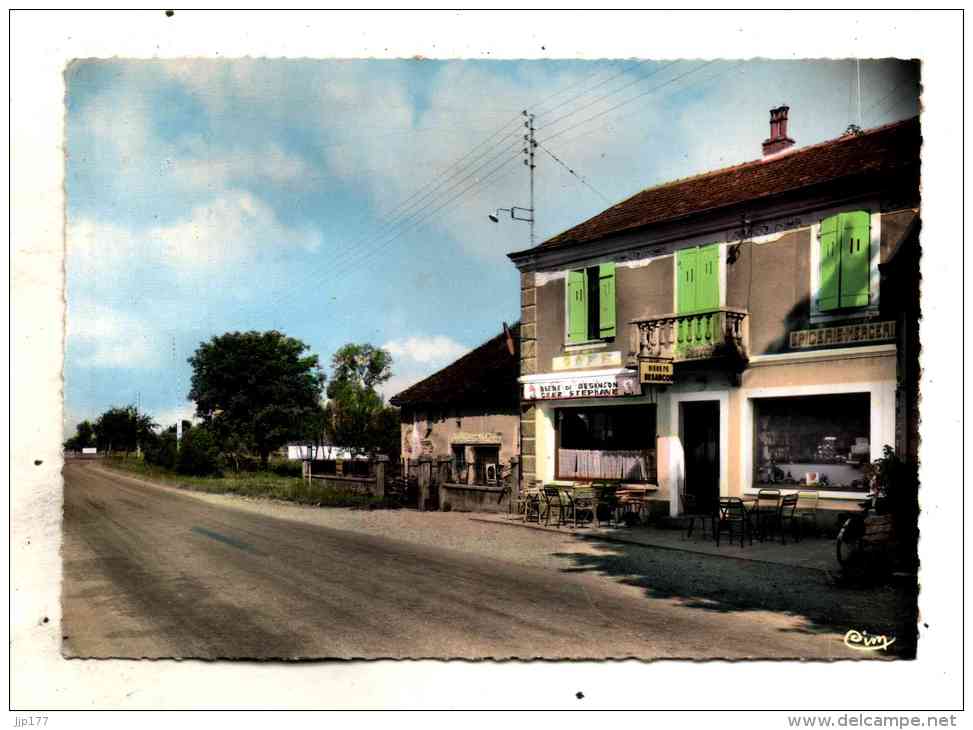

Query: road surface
left=62, top=461, right=871, bottom=659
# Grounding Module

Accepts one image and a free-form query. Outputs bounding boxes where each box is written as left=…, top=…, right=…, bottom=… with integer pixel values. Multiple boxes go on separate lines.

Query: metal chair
left=715, top=497, right=753, bottom=547
left=752, top=488, right=782, bottom=541
left=592, top=483, right=620, bottom=527
left=778, top=492, right=801, bottom=544
left=795, top=489, right=820, bottom=537
left=541, top=486, right=565, bottom=527
left=680, top=491, right=713, bottom=540
left=571, top=486, right=596, bottom=527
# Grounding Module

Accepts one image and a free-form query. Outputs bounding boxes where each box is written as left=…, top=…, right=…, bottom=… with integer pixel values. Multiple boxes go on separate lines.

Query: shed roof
left=389, top=323, right=520, bottom=409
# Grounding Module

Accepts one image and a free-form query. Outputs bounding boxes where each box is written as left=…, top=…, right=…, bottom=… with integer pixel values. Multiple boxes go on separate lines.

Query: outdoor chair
left=752, top=488, right=782, bottom=541
left=680, top=491, right=713, bottom=540
left=590, top=483, right=619, bottom=527
left=541, top=486, right=566, bottom=527
left=571, top=486, right=596, bottom=527
left=715, top=497, right=753, bottom=548
left=559, top=488, right=578, bottom=526
left=795, top=490, right=820, bottom=537
left=521, top=488, right=541, bottom=523
left=778, top=492, right=801, bottom=544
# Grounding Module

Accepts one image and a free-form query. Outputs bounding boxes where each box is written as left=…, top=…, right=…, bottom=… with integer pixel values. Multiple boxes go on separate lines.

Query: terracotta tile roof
left=520, top=117, right=920, bottom=253
left=389, top=323, right=520, bottom=409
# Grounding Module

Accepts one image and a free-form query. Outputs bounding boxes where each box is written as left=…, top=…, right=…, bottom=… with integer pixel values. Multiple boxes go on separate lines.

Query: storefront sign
left=522, top=373, right=639, bottom=401
left=789, top=321, right=896, bottom=349
left=552, top=350, right=622, bottom=371
left=638, top=357, right=674, bottom=384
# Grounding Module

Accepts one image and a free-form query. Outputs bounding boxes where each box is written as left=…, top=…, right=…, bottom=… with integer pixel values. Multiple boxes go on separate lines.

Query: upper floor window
left=676, top=243, right=720, bottom=313
left=817, top=211, right=872, bottom=312
left=567, top=263, right=616, bottom=343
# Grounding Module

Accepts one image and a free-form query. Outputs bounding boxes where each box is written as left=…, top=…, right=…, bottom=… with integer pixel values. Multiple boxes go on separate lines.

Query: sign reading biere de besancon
left=638, top=357, right=674, bottom=385
left=522, top=373, right=639, bottom=401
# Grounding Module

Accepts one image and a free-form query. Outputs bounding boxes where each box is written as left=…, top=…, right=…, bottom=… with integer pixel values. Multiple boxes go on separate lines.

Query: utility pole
left=524, top=110, right=536, bottom=248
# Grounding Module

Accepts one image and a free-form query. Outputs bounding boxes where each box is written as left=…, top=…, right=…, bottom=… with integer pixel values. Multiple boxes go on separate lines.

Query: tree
left=187, top=330, right=325, bottom=468
left=323, top=343, right=398, bottom=456
left=93, top=406, right=157, bottom=455
left=64, top=420, right=96, bottom=451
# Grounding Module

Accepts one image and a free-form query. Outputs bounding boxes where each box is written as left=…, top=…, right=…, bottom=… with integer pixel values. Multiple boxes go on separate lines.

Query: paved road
left=63, top=461, right=868, bottom=660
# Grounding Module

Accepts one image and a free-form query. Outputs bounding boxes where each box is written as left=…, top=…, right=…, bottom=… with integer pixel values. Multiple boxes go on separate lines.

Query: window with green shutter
left=566, top=263, right=616, bottom=343
left=818, top=211, right=872, bottom=312
left=676, top=244, right=720, bottom=314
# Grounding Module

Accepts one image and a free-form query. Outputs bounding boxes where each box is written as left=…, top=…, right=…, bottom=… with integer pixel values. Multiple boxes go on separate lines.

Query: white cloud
left=68, top=190, right=322, bottom=275
left=67, top=301, right=160, bottom=369
left=152, top=403, right=198, bottom=430
left=383, top=334, right=468, bottom=365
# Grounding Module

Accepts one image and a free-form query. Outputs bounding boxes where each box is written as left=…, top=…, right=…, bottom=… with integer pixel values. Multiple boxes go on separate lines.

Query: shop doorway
left=681, top=401, right=720, bottom=514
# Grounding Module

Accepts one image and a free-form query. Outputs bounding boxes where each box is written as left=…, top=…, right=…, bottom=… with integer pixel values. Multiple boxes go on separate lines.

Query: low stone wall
left=310, top=475, right=378, bottom=496
left=440, top=483, right=510, bottom=513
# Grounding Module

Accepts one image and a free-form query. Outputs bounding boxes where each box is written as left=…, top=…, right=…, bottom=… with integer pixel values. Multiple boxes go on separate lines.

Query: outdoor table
left=616, top=486, right=652, bottom=525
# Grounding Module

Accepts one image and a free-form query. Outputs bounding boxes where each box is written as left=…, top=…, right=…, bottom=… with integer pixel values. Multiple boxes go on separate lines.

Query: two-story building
left=508, top=109, right=920, bottom=527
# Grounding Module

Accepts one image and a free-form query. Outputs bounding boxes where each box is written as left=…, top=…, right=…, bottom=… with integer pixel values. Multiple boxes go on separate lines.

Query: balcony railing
left=629, top=307, right=749, bottom=364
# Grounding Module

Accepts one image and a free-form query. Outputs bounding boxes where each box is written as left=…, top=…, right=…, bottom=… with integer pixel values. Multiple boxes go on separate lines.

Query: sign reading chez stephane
left=523, top=373, right=639, bottom=401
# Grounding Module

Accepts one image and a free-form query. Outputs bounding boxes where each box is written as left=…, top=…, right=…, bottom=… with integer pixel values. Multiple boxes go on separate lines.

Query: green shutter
left=676, top=248, right=698, bottom=314
left=598, top=263, right=616, bottom=338
left=818, top=214, right=841, bottom=312
left=839, top=211, right=871, bottom=308
left=697, top=244, right=720, bottom=311
left=567, top=269, right=588, bottom=343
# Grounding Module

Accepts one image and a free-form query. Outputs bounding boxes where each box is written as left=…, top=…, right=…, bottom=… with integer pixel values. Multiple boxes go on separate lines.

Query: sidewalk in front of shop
left=470, top=512, right=837, bottom=573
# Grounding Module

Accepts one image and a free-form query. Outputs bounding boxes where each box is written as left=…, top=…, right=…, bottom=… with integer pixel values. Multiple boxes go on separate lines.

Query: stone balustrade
left=629, top=307, right=749, bottom=363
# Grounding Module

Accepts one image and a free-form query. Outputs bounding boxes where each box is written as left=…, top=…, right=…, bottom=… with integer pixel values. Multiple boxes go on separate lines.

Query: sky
left=63, top=57, right=921, bottom=435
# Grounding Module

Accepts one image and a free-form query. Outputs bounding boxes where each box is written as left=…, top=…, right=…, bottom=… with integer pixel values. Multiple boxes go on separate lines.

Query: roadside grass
left=102, top=457, right=384, bottom=509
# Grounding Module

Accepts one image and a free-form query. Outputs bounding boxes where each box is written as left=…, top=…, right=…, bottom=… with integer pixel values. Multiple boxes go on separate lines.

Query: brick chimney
left=762, top=105, right=795, bottom=157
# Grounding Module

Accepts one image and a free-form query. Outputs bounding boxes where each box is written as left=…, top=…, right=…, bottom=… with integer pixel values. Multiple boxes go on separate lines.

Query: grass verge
left=102, top=457, right=385, bottom=509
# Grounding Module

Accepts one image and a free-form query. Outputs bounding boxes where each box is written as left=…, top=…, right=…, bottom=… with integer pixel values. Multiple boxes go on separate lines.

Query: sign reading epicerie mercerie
left=522, top=373, right=639, bottom=401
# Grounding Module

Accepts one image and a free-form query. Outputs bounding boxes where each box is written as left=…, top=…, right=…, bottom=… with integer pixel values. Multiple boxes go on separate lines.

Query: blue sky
left=64, top=58, right=920, bottom=434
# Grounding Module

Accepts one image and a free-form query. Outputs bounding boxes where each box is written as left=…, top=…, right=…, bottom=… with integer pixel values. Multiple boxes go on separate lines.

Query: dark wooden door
left=682, top=401, right=720, bottom=514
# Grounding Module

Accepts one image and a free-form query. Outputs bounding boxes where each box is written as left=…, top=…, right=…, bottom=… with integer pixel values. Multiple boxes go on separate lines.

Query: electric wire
left=538, top=60, right=720, bottom=145
left=535, top=60, right=683, bottom=134
left=536, top=141, right=611, bottom=204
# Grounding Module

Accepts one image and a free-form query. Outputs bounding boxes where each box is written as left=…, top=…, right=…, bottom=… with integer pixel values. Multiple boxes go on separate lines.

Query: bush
left=177, top=427, right=223, bottom=477
left=145, top=431, right=178, bottom=470
left=269, top=459, right=303, bottom=478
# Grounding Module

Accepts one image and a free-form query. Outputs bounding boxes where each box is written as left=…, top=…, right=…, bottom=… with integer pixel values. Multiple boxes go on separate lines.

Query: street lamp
left=488, top=206, right=533, bottom=224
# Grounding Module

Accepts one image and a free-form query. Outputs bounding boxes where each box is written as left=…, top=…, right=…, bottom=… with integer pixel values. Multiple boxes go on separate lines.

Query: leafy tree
left=187, top=330, right=325, bottom=468
left=145, top=429, right=178, bottom=470
left=93, top=406, right=157, bottom=455
left=324, top=343, right=398, bottom=456
left=176, top=425, right=222, bottom=476
left=64, top=420, right=96, bottom=451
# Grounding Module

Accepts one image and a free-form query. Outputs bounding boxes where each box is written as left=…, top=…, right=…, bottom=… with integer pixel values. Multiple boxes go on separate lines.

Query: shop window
left=567, top=263, right=616, bottom=343
left=754, top=393, right=871, bottom=491
left=556, top=405, right=656, bottom=482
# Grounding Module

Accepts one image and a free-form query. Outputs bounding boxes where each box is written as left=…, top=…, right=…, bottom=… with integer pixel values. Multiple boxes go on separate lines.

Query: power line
left=536, top=60, right=683, bottom=134
left=532, top=59, right=661, bottom=119
left=536, top=141, right=611, bottom=204
left=308, top=150, right=526, bottom=294
left=549, top=61, right=745, bottom=149
left=538, top=60, right=720, bottom=146
left=274, top=60, right=739, bottom=314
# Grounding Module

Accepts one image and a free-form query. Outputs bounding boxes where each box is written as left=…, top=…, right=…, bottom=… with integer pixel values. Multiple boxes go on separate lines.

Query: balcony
left=629, top=307, right=749, bottom=364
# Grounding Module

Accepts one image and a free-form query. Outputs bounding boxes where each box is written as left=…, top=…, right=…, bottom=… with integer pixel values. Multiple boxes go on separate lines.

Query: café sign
left=638, top=356, right=674, bottom=385
left=522, top=372, right=639, bottom=401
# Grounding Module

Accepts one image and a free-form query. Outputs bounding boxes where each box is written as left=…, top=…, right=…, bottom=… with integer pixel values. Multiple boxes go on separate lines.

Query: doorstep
left=469, top=513, right=836, bottom=573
